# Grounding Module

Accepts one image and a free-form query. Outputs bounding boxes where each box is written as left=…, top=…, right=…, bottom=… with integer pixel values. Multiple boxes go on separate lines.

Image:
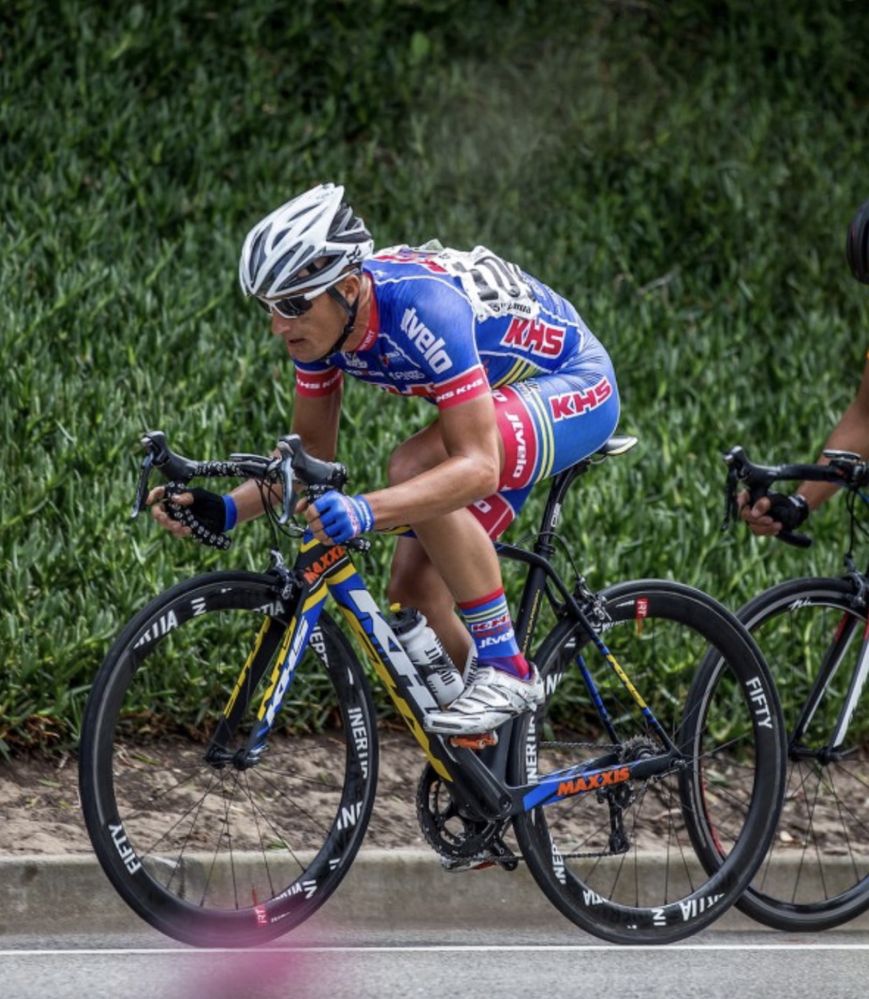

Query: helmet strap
left=320, top=281, right=360, bottom=359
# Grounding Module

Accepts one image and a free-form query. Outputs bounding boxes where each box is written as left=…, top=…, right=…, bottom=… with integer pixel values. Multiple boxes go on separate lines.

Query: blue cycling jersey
left=293, top=243, right=620, bottom=539
left=294, top=244, right=598, bottom=407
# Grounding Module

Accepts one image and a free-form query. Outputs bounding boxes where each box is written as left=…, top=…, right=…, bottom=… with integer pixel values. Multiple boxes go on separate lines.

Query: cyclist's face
left=270, top=273, right=363, bottom=362
left=270, top=289, right=344, bottom=363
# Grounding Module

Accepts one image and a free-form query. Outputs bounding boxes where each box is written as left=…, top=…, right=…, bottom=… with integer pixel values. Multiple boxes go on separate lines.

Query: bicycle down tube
left=216, top=529, right=682, bottom=823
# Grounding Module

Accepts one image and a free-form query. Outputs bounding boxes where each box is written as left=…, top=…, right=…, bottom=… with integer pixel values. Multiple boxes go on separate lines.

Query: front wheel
left=79, top=571, right=378, bottom=946
left=728, top=577, right=869, bottom=931
left=510, top=579, right=785, bottom=945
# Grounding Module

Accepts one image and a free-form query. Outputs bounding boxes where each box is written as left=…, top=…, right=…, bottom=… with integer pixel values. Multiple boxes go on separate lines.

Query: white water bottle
left=390, top=605, right=464, bottom=707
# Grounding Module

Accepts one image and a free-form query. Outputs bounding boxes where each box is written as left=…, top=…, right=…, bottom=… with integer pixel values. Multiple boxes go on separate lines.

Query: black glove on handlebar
left=765, top=492, right=810, bottom=530
left=186, top=487, right=227, bottom=533
left=164, top=484, right=232, bottom=550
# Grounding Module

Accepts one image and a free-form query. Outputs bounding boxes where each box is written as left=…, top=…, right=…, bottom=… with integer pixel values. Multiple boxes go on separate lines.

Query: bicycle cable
left=844, top=487, right=869, bottom=564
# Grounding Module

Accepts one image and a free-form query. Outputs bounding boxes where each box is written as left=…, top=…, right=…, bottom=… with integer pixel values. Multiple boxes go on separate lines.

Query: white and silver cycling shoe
left=423, top=665, right=544, bottom=735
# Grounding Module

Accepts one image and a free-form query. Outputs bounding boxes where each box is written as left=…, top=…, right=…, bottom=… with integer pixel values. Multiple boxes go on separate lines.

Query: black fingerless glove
left=766, top=492, right=810, bottom=530
left=164, top=484, right=232, bottom=550
left=187, top=487, right=227, bottom=533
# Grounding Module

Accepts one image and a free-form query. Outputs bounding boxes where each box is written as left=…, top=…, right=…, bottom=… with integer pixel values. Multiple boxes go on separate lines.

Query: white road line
left=0, top=944, right=868, bottom=956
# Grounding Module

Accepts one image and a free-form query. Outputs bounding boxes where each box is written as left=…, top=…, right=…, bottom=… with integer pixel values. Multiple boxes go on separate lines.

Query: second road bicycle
left=723, top=446, right=869, bottom=931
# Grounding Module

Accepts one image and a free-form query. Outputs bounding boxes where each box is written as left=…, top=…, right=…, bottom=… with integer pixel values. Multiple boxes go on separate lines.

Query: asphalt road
left=2, top=928, right=867, bottom=999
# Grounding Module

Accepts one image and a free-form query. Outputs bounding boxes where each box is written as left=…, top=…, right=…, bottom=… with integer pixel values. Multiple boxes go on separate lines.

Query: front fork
left=205, top=550, right=328, bottom=769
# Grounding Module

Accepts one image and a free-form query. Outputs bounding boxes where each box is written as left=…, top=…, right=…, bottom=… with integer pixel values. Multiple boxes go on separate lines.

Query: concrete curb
left=1, top=849, right=866, bottom=937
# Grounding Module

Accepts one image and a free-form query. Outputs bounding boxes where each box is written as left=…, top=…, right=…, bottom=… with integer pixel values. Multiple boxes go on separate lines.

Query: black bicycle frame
left=210, top=465, right=679, bottom=825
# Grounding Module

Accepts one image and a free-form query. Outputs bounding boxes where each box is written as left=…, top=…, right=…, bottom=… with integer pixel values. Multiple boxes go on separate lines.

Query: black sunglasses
left=256, top=294, right=314, bottom=319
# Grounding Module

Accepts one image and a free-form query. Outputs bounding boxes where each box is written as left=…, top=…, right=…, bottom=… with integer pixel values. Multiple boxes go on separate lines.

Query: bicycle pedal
left=449, top=731, right=498, bottom=750
left=440, top=855, right=498, bottom=873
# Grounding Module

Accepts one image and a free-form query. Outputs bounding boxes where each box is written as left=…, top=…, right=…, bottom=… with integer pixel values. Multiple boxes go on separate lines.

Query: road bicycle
left=79, top=430, right=786, bottom=947
left=721, top=446, right=869, bottom=931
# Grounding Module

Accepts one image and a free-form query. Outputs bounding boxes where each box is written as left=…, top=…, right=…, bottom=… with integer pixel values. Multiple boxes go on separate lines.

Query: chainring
left=415, top=764, right=501, bottom=860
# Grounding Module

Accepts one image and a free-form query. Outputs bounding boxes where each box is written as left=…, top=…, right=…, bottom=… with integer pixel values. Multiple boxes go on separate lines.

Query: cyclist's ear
left=336, top=270, right=362, bottom=305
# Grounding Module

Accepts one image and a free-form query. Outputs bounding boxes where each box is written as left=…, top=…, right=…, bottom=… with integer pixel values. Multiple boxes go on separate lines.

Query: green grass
left=1, top=0, right=869, bottom=750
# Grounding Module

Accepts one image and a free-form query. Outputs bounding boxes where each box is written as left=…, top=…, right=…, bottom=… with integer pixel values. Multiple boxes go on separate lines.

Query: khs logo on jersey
left=400, top=307, right=453, bottom=374
left=549, top=376, right=613, bottom=421
left=501, top=317, right=565, bottom=357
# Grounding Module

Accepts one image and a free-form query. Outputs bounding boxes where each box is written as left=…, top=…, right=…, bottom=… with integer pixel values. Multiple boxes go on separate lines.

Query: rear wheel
left=511, top=580, right=785, bottom=944
left=80, top=571, right=378, bottom=946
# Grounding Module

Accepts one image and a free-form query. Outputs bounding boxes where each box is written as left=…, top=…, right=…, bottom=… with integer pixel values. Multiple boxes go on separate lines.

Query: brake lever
left=722, top=464, right=739, bottom=531
left=131, top=450, right=154, bottom=519
left=276, top=438, right=296, bottom=525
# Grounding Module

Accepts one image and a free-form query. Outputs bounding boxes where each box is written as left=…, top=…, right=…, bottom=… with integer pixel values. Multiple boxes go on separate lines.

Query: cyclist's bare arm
left=148, top=387, right=343, bottom=537
left=797, top=358, right=869, bottom=508
left=740, top=358, right=869, bottom=534
left=358, top=393, right=501, bottom=529
left=290, top=384, right=344, bottom=463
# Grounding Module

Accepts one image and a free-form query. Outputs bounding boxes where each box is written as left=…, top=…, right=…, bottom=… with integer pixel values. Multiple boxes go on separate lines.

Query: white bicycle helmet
left=238, top=182, right=374, bottom=302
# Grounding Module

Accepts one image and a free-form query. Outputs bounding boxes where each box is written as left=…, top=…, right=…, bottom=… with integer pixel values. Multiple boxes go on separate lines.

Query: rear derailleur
left=601, top=736, right=658, bottom=855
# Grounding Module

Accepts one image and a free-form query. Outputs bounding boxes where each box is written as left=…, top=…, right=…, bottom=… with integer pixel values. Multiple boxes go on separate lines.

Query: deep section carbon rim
left=734, top=578, right=869, bottom=930
left=79, top=572, right=377, bottom=946
left=511, top=580, right=783, bottom=944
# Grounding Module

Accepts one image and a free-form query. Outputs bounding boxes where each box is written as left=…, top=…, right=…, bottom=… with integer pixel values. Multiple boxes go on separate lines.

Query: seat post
left=510, top=435, right=637, bottom=653
left=535, top=462, right=589, bottom=558
left=512, top=461, right=589, bottom=655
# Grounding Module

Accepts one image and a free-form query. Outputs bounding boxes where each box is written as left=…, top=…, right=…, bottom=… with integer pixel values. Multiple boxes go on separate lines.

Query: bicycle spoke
left=245, top=766, right=335, bottom=838
left=240, top=771, right=277, bottom=901
left=141, top=770, right=221, bottom=871
left=81, top=585, right=376, bottom=945
left=828, top=768, right=863, bottom=884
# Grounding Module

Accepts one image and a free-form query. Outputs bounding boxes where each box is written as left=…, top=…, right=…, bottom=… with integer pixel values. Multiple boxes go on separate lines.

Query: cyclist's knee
left=387, top=428, right=445, bottom=486
left=388, top=552, right=450, bottom=616
left=388, top=443, right=425, bottom=486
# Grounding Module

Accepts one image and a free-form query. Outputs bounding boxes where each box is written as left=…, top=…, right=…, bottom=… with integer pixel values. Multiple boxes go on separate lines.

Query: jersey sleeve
left=394, top=278, right=490, bottom=410
left=431, top=365, right=490, bottom=409
left=293, top=359, right=343, bottom=398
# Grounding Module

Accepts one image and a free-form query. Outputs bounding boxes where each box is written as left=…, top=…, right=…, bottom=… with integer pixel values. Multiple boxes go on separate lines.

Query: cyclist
left=740, top=199, right=869, bottom=537
left=149, top=182, right=621, bottom=736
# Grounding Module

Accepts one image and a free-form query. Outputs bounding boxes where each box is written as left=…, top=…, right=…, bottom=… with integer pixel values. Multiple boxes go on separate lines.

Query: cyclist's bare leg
left=386, top=421, right=506, bottom=667
left=388, top=537, right=473, bottom=668
left=388, top=420, right=542, bottom=737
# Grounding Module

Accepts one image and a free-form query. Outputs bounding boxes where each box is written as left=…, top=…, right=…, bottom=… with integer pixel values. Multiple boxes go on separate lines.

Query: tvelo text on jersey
left=400, top=307, right=452, bottom=374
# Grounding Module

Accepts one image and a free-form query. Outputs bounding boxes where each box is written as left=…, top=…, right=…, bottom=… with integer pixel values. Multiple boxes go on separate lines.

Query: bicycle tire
left=510, top=579, right=785, bottom=945
left=79, top=570, right=378, bottom=946
left=727, top=577, right=869, bottom=931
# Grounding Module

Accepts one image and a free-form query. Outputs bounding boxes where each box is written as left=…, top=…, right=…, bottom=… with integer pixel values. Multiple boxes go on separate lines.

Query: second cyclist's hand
left=737, top=491, right=809, bottom=536
left=736, top=491, right=781, bottom=536
left=301, top=491, right=374, bottom=544
left=147, top=486, right=230, bottom=540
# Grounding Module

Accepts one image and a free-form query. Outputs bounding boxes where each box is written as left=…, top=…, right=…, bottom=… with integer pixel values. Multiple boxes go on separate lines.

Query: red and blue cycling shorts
left=469, top=347, right=620, bottom=539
